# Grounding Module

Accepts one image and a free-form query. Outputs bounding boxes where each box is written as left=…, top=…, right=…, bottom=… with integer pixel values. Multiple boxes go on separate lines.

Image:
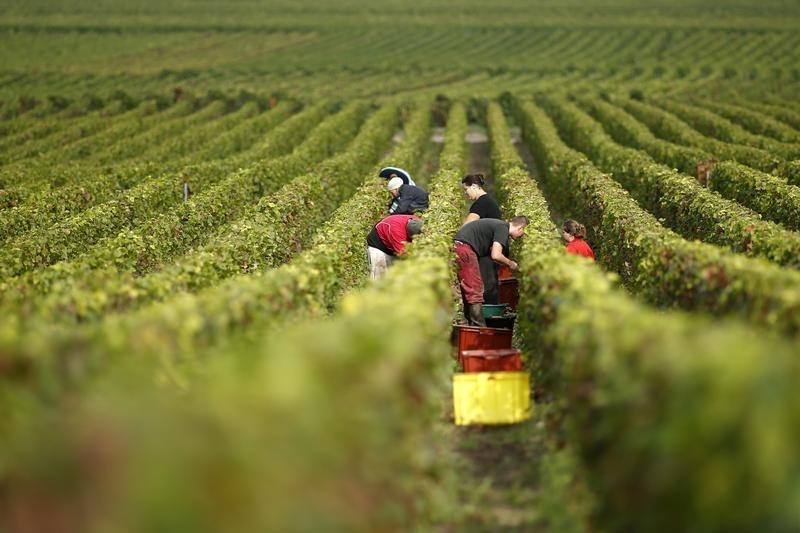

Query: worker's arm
left=462, top=213, right=480, bottom=226
left=390, top=192, right=415, bottom=215
left=490, top=242, right=518, bottom=271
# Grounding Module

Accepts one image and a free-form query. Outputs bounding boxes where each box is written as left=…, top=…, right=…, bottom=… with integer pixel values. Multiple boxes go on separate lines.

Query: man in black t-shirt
left=453, top=216, right=528, bottom=326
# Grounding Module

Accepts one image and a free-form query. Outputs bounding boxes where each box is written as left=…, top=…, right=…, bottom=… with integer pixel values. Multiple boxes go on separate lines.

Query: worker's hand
left=508, top=260, right=519, bottom=271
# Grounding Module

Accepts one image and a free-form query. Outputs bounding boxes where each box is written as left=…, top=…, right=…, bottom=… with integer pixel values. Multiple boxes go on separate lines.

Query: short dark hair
left=510, top=215, right=529, bottom=227
left=461, top=174, right=485, bottom=187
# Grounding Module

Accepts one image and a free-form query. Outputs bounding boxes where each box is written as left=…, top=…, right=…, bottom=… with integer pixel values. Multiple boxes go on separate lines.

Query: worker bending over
left=366, top=214, right=423, bottom=279
left=453, top=216, right=528, bottom=326
left=387, top=177, right=429, bottom=215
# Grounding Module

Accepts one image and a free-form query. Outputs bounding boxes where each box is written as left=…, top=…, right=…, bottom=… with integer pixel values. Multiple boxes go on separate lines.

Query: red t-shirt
left=371, top=214, right=418, bottom=255
left=566, top=238, right=595, bottom=260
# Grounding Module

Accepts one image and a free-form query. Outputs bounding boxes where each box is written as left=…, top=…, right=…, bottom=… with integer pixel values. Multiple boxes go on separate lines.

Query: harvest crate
left=452, top=325, right=513, bottom=364
left=461, top=348, right=523, bottom=372
left=498, top=278, right=519, bottom=310
left=453, top=371, right=531, bottom=426
left=485, top=314, right=516, bottom=330
left=497, top=264, right=514, bottom=280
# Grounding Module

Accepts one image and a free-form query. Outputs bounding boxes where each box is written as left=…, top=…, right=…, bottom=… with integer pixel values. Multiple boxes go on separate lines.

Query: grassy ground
left=436, top=380, right=595, bottom=531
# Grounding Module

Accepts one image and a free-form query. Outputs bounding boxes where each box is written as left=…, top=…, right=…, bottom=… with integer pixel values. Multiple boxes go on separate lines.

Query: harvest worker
left=366, top=214, right=424, bottom=280
left=562, top=219, right=595, bottom=260
left=453, top=216, right=528, bottom=326
left=462, top=173, right=501, bottom=224
left=378, top=166, right=416, bottom=186
left=461, top=173, right=503, bottom=304
left=387, top=177, right=429, bottom=215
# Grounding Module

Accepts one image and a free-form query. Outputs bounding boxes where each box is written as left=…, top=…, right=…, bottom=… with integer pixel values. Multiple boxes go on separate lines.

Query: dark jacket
left=388, top=184, right=429, bottom=215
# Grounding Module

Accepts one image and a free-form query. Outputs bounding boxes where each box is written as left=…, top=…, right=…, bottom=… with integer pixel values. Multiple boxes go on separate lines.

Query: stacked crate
left=451, top=270, right=531, bottom=425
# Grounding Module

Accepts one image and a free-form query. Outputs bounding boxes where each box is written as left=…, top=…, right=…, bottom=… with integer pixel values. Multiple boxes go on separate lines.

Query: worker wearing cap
left=366, top=214, right=424, bottom=279
left=387, top=177, right=429, bottom=215
left=378, top=166, right=416, bottom=186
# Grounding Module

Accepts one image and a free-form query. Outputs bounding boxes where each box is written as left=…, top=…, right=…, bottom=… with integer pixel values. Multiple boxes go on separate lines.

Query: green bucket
left=482, top=304, right=508, bottom=318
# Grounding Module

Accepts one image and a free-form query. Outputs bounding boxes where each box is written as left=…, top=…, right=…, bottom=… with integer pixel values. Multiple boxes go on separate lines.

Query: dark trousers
left=479, top=255, right=498, bottom=304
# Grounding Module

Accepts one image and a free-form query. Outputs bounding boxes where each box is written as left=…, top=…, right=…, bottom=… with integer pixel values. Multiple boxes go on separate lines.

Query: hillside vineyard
left=1, top=1, right=799, bottom=531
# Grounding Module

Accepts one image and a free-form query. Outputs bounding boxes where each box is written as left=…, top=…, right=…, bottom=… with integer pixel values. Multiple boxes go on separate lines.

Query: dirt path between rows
left=433, top=124, right=571, bottom=531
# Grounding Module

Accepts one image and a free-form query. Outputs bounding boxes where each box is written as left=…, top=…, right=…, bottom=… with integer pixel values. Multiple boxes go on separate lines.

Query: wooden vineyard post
left=696, top=159, right=715, bottom=187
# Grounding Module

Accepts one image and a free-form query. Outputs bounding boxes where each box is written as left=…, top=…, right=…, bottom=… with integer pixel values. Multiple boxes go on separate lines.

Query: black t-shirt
left=366, top=226, right=392, bottom=255
left=469, top=194, right=501, bottom=220
left=454, top=218, right=509, bottom=258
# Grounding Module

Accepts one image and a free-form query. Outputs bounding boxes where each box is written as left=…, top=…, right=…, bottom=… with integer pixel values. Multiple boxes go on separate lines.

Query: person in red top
left=366, top=214, right=423, bottom=279
left=562, top=219, right=595, bottom=260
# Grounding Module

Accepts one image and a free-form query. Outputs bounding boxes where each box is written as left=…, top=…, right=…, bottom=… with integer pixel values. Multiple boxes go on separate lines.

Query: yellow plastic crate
left=453, top=371, right=532, bottom=426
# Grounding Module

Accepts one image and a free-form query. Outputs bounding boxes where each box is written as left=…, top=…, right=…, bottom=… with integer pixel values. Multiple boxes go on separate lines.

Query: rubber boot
left=468, top=303, right=486, bottom=327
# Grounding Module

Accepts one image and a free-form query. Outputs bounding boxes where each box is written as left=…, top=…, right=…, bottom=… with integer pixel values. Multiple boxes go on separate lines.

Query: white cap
left=387, top=177, right=403, bottom=191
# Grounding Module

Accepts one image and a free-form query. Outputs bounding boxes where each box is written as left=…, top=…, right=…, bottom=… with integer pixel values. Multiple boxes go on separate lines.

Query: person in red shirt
left=366, top=214, right=423, bottom=279
left=562, top=219, right=595, bottom=260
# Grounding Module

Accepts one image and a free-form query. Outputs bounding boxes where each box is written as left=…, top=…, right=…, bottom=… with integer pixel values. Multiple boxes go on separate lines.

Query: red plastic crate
left=497, top=264, right=514, bottom=280
left=452, top=325, right=513, bottom=364
left=461, top=349, right=523, bottom=372
left=498, top=278, right=519, bottom=310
